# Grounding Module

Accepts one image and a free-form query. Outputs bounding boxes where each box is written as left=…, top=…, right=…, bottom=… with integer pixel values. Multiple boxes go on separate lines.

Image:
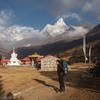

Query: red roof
left=36, top=59, right=41, bottom=61
left=22, top=57, right=31, bottom=61
left=41, top=54, right=58, bottom=59
left=1, top=59, right=9, bottom=63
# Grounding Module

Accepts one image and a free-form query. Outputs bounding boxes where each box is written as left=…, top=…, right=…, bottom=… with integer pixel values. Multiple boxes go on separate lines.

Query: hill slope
left=8, top=24, right=100, bottom=60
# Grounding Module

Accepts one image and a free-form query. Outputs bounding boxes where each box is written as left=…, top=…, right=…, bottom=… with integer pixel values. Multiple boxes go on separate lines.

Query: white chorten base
left=7, top=63, right=20, bottom=66
left=7, top=61, right=20, bottom=66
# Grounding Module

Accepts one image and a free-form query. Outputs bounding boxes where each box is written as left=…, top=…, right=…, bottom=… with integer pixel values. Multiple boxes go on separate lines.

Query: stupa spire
left=13, top=47, right=15, bottom=53
left=7, top=47, right=20, bottom=66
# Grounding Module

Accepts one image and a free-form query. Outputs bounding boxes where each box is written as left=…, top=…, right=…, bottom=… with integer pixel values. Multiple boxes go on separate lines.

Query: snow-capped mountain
left=0, top=17, right=93, bottom=49
left=41, top=18, right=89, bottom=44
left=41, top=18, right=68, bottom=37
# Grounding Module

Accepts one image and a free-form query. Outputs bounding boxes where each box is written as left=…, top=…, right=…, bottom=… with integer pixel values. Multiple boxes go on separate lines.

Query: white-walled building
left=41, top=55, right=58, bottom=71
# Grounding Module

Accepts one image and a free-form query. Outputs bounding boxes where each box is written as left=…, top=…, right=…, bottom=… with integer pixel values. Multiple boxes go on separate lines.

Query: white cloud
left=0, top=10, right=15, bottom=39
left=0, top=10, right=44, bottom=42
left=43, top=0, right=85, bottom=15
left=83, top=2, right=93, bottom=12
left=83, top=0, right=100, bottom=17
left=60, top=0, right=84, bottom=9
left=0, top=25, right=44, bottom=42
left=0, top=10, right=13, bottom=26
left=60, top=13, right=82, bottom=22
left=39, top=0, right=100, bottom=20
left=72, top=26, right=88, bottom=34
left=63, top=26, right=89, bottom=41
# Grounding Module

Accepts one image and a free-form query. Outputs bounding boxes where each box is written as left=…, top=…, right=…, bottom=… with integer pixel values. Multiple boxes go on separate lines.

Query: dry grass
left=0, top=64, right=100, bottom=100
left=0, top=66, right=50, bottom=96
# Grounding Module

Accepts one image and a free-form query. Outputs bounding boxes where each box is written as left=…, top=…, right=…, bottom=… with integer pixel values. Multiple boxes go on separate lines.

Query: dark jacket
left=57, top=60, right=65, bottom=76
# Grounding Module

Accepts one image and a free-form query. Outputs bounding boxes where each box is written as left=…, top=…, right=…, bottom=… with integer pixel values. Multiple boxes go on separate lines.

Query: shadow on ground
left=39, top=71, right=58, bottom=81
left=66, top=71, right=100, bottom=93
left=34, top=79, right=59, bottom=93
left=39, top=70, right=100, bottom=93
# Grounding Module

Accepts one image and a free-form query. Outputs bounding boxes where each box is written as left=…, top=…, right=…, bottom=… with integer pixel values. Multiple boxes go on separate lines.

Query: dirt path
left=14, top=64, right=100, bottom=100
left=0, top=64, right=100, bottom=100
left=16, top=77, right=76, bottom=100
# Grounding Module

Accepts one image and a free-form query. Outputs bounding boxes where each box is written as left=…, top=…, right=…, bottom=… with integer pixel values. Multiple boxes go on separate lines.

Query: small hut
left=29, top=52, right=42, bottom=59
left=28, top=52, right=43, bottom=67
left=41, top=55, right=58, bottom=71
left=1, top=59, right=9, bottom=66
left=22, top=57, right=31, bottom=65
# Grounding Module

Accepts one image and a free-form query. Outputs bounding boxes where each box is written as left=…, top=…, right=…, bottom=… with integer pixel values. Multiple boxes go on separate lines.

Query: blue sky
left=0, top=0, right=56, bottom=30
left=0, top=0, right=100, bottom=30
left=0, top=0, right=99, bottom=46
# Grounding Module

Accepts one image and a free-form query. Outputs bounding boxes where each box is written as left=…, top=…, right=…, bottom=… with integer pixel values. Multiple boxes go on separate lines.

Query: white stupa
left=7, top=48, right=20, bottom=66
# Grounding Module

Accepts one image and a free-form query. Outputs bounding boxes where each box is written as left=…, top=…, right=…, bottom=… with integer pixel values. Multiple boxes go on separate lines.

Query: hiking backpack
left=62, top=60, right=68, bottom=75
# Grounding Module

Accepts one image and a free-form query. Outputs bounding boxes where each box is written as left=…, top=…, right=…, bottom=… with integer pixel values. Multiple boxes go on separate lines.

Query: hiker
left=57, top=59, right=67, bottom=92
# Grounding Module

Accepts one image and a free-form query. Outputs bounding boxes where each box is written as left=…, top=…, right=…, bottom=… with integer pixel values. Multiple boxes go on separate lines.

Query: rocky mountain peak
left=56, top=18, right=66, bottom=25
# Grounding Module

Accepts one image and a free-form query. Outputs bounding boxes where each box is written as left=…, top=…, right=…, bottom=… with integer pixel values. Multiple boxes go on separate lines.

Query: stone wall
left=41, top=55, right=57, bottom=71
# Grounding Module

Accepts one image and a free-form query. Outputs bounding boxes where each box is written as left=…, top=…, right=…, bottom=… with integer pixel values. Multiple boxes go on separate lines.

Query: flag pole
left=83, top=34, right=87, bottom=64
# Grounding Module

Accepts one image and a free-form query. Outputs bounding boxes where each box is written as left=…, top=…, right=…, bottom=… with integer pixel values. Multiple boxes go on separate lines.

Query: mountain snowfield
left=41, top=18, right=69, bottom=37
left=0, top=17, right=90, bottom=48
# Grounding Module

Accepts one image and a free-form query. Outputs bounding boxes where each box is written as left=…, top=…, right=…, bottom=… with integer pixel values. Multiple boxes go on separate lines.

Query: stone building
left=41, top=55, right=58, bottom=71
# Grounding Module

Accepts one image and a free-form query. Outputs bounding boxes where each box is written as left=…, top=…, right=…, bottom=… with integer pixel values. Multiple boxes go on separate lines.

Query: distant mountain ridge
left=0, top=18, right=98, bottom=58
left=87, top=24, right=100, bottom=36
left=0, top=18, right=94, bottom=49
left=14, top=23, right=100, bottom=59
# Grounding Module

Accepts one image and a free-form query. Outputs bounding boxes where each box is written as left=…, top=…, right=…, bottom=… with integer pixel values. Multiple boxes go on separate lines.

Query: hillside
left=7, top=24, right=100, bottom=60
left=59, top=40, right=100, bottom=63
left=15, top=33, right=100, bottom=60
left=87, top=24, right=100, bottom=36
left=59, top=24, right=100, bottom=63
